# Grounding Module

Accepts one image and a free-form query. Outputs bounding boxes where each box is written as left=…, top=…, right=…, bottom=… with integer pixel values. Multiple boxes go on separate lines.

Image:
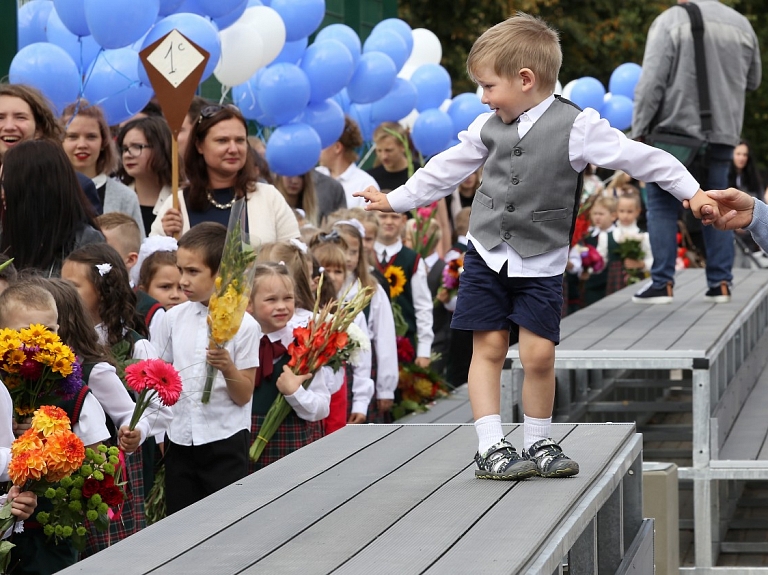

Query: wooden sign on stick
left=139, top=30, right=209, bottom=220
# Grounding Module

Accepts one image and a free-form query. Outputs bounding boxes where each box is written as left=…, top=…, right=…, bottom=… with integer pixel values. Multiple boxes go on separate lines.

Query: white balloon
left=242, top=6, right=287, bottom=68
left=476, top=84, right=483, bottom=98
left=561, top=79, right=578, bottom=100
left=439, top=98, right=451, bottom=113
left=398, top=62, right=417, bottom=81
left=400, top=109, right=419, bottom=130
left=555, top=79, right=562, bottom=94
left=215, top=10, right=266, bottom=86
left=603, top=91, right=612, bottom=103
left=403, top=28, right=441, bottom=69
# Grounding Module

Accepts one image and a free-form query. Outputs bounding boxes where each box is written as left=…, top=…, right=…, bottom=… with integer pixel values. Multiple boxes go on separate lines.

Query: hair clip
left=318, top=266, right=325, bottom=274
left=278, top=260, right=286, bottom=266
left=289, top=238, right=308, bottom=254
left=318, top=229, right=341, bottom=243
left=335, top=219, right=365, bottom=238
left=95, top=263, right=112, bottom=276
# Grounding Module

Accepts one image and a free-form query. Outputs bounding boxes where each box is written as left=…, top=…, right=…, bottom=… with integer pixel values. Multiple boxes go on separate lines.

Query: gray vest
left=469, top=97, right=583, bottom=258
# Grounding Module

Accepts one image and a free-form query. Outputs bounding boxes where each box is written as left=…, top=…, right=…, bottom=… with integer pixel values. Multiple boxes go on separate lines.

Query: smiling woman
left=0, top=84, right=61, bottom=160
left=150, top=105, right=300, bottom=246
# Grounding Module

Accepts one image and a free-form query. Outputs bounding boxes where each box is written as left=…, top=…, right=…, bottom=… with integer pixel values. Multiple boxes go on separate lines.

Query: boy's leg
left=518, top=326, right=579, bottom=477
left=164, top=441, right=208, bottom=514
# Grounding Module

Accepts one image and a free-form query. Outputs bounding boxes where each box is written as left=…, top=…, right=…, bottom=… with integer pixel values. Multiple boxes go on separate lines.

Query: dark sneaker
left=522, top=439, right=580, bottom=478
left=474, top=439, right=538, bottom=480
left=632, top=282, right=673, bottom=304
left=705, top=282, right=731, bottom=303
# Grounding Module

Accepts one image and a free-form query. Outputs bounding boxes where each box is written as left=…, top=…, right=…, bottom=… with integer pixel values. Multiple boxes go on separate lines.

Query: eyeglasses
left=120, top=144, right=151, bottom=157
left=198, top=104, right=239, bottom=123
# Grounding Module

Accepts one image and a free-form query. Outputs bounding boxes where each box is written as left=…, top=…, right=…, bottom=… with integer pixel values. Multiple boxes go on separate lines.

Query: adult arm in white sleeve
left=412, top=259, right=434, bottom=358
left=283, top=366, right=333, bottom=421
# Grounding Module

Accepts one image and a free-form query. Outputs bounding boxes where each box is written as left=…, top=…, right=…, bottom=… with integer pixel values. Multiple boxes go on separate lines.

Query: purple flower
left=59, top=360, right=83, bottom=400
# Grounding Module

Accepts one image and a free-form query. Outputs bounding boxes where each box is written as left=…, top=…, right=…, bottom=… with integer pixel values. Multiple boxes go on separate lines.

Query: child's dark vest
left=252, top=354, right=292, bottom=416
left=135, top=291, right=164, bottom=330
left=377, top=246, right=420, bottom=345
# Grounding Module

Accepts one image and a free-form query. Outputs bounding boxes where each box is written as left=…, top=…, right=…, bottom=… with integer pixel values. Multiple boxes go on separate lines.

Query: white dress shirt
left=317, top=164, right=380, bottom=209
left=154, top=301, right=261, bottom=446
left=263, top=321, right=333, bottom=422
left=0, top=385, right=14, bottom=482
left=386, top=95, right=700, bottom=278
left=373, top=239, right=434, bottom=358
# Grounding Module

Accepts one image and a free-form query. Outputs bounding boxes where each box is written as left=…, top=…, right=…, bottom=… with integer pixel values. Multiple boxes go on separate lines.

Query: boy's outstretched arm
left=687, top=189, right=720, bottom=219
left=353, top=186, right=394, bottom=213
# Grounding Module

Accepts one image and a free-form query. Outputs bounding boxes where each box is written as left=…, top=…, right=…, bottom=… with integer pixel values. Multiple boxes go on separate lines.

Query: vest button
left=506, top=205, right=515, bottom=212
left=511, top=177, right=520, bottom=185
left=503, top=232, right=511, bottom=239
left=513, top=148, right=522, bottom=156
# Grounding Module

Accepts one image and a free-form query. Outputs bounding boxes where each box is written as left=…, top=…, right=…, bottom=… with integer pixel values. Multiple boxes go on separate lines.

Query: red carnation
left=100, top=485, right=124, bottom=507
left=18, top=359, right=44, bottom=380
left=396, top=336, right=415, bottom=363
left=82, top=477, right=100, bottom=499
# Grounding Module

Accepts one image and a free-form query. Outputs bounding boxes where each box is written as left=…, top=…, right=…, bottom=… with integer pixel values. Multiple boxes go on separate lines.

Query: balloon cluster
left=16, top=2, right=489, bottom=176
left=560, top=63, right=642, bottom=131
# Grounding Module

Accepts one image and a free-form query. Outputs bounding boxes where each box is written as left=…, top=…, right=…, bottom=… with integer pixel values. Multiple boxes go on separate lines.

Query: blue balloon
left=600, top=94, right=634, bottom=131
left=371, top=18, right=413, bottom=60
left=159, top=0, right=185, bottom=16
left=175, top=0, right=207, bottom=16
left=18, top=0, right=54, bottom=49
left=213, top=0, right=248, bottom=30
left=139, top=13, right=221, bottom=83
left=315, top=24, right=361, bottom=67
left=363, top=29, right=408, bottom=73
left=412, top=109, right=453, bottom=157
left=199, top=0, right=243, bottom=18
left=570, top=77, right=605, bottom=112
left=448, top=92, right=488, bottom=135
left=298, top=99, right=345, bottom=148
left=609, top=63, right=642, bottom=101
left=9, top=43, right=81, bottom=114
left=347, top=52, right=397, bottom=104
left=83, top=49, right=154, bottom=125
left=47, top=8, right=102, bottom=73
left=257, top=63, right=311, bottom=126
left=301, top=40, right=354, bottom=104
left=53, top=0, right=89, bottom=37
left=247, top=0, right=263, bottom=5
left=410, top=64, right=451, bottom=112
left=270, top=0, right=324, bottom=42
left=266, top=123, right=321, bottom=176
left=370, top=77, right=416, bottom=124
left=331, top=89, right=351, bottom=114
left=85, top=0, right=159, bottom=50
left=272, top=37, right=307, bottom=65
left=348, top=102, right=373, bottom=142
left=232, top=73, right=262, bottom=120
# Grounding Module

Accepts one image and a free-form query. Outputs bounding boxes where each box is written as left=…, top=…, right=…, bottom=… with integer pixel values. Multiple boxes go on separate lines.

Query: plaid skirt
left=605, top=260, right=626, bottom=295
left=248, top=413, right=324, bottom=473
left=81, top=445, right=145, bottom=558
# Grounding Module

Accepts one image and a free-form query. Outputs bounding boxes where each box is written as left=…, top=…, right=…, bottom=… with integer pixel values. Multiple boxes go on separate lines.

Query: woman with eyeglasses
left=117, top=117, right=174, bottom=237
left=151, top=105, right=299, bottom=245
left=61, top=101, right=145, bottom=237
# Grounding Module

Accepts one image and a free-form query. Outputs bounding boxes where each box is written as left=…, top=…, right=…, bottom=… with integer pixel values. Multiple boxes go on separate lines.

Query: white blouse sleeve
left=0, top=385, right=14, bottom=481
left=283, top=366, right=333, bottom=421
left=88, top=362, right=150, bottom=443
left=349, top=313, right=374, bottom=415
left=72, top=394, right=111, bottom=446
left=369, top=285, right=399, bottom=400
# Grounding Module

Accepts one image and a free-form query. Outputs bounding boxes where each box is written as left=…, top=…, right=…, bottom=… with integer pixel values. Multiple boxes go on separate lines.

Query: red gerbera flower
left=144, top=359, right=182, bottom=406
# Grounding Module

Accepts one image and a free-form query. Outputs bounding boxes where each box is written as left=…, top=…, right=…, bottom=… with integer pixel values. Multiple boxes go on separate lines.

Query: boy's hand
left=7, top=485, right=37, bottom=520
left=161, top=208, right=184, bottom=236
left=347, top=412, right=366, bottom=424
left=700, top=188, right=756, bottom=230
left=275, top=365, right=313, bottom=396
left=687, top=189, right=720, bottom=219
left=353, top=186, right=394, bottom=212
left=414, top=357, right=431, bottom=369
left=118, top=426, right=141, bottom=454
left=12, top=418, right=31, bottom=438
left=206, top=346, right=236, bottom=372
left=436, top=287, right=450, bottom=304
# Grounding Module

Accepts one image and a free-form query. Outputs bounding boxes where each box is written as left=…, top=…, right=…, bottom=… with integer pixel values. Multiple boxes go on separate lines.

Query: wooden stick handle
left=172, top=136, right=180, bottom=239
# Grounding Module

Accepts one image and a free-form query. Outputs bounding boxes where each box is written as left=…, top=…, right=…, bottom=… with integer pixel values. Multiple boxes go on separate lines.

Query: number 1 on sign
left=145, top=29, right=204, bottom=89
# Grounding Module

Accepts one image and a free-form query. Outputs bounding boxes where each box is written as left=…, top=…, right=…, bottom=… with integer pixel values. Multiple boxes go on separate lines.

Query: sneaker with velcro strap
left=522, top=438, right=580, bottom=478
left=474, top=439, right=538, bottom=480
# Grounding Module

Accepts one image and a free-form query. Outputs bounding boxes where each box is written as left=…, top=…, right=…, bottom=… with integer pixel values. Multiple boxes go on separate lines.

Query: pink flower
left=417, top=206, right=434, bottom=219
left=144, top=359, right=182, bottom=406
left=124, top=362, right=149, bottom=393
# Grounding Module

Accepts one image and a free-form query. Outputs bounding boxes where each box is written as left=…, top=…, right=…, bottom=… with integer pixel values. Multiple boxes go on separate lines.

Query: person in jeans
left=631, top=0, right=761, bottom=304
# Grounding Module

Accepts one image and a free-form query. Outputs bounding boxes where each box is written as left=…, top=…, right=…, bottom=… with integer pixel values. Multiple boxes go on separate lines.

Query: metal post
left=568, top=517, right=597, bottom=575
left=597, top=481, right=624, bottom=573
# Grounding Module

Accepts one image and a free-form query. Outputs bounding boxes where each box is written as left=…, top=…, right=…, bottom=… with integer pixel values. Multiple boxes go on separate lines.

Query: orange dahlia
left=11, top=428, right=44, bottom=457
left=31, top=405, right=71, bottom=437
left=8, top=449, right=46, bottom=485
left=42, top=431, right=85, bottom=482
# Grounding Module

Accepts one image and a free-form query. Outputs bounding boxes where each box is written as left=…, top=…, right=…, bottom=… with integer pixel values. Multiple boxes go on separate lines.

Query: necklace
left=206, top=189, right=237, bottom=210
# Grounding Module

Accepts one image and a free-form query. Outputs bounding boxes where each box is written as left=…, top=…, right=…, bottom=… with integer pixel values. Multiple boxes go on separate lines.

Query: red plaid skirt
left=81, top=446, right=145, bottom=558
left=605, top=260, right=626, bottom=295
left=248, top=413, right=324, bottom=473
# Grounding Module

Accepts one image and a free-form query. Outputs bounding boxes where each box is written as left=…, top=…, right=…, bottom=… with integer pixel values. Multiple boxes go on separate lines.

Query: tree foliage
left=399, top=0, right=768, bottom=169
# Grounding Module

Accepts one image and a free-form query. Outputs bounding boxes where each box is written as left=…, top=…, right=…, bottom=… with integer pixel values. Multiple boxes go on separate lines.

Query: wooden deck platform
left=61, top=423, right=644, bottom=575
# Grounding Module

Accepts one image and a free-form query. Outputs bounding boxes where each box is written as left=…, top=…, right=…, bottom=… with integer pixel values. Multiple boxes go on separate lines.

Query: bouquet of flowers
left=0, top=407, right=85, bottom=566
left=124, top=358, right=183, bottom=430
left=615, top=233, right=648, bottom=284
left=36, top=443, right=126, bottom=551
left=434, top=253, right=464, bottom=305
left=392, top=363, right=450, bottom=420
left=203, top=199, right=258, bottom=403
left=0, top=325, right=83, bottom=421
left=407, top=203, right=440, bottom=259
left=249, top=279, right=374, bottom=462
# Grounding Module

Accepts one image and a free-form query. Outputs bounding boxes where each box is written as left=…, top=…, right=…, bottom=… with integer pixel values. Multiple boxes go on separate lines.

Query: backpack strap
left=680, top=2, right=712, bottom=134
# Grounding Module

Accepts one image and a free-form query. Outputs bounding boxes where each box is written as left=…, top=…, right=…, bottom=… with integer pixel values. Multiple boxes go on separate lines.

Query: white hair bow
left=335, top=219, right=366, bottom=238
left=95, top=263, right=112, bottom=276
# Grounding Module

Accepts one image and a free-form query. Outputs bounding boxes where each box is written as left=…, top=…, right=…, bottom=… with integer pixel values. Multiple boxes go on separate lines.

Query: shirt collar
left=374, top=239, right=402, bottom=258
left=424, top=251, right=440, bottom=268
left=267, top=324, right=293, bottom=345
left=518, top=94, right=556, bottom=126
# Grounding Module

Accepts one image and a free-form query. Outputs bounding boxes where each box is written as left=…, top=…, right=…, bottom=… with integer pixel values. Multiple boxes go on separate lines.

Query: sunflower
left=384, top=265, right=407, bottom=298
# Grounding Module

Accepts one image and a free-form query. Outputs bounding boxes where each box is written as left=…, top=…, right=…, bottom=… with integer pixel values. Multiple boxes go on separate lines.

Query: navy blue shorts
left=451, top=242, right=563, bottom=344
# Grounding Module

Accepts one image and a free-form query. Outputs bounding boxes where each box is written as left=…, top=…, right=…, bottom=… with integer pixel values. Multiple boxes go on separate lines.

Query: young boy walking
left=154, top=222, right=261, bottom=511
left=356, top=12, right=714, bottom=480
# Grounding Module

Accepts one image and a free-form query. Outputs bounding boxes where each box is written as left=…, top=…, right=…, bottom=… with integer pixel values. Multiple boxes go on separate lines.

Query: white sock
left=524, top=415, right=552, bottom=450
left=475, top=414, right=504, bottom=454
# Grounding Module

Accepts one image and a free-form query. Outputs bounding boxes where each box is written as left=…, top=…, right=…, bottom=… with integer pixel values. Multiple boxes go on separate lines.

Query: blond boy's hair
left=593, top=195, right=618, bottom=213
left=0, top=282, right=56, bottom=327
left=96, top=212, right=142, bottom=257
left=467, top=12, right=561, bottom=93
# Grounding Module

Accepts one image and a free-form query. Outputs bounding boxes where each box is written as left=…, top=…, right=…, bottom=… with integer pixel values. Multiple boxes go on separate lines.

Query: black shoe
left=522, top=439, right=579, bottom=478
left=474, top=439, right=538, bottom=480
left=705, top=282, right=731, bottom=303
left=632, top=282, right=673, bottom=304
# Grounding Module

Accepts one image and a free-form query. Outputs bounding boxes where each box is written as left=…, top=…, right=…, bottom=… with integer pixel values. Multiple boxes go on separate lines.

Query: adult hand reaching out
left=684, top=188, right=756, bottom=230
left=353, top=186, right=394, bottom=212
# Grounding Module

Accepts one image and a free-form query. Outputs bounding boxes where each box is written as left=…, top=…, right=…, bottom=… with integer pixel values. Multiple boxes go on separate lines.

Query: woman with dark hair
left=61, top=100, right=144, bottom=235
left=0, top=139, right=103, bottom=275
left=117, top=116, right=174, bottom=236
left=152, top=104, right=299, bottom=245
left=728, top=140, right=764, bottom=198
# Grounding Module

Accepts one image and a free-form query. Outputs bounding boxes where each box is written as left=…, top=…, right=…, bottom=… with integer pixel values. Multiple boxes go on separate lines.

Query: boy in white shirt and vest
left=356, top=12, right=716, bottom=479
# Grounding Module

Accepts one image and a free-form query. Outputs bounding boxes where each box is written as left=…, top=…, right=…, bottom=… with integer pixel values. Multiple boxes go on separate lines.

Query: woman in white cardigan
left=150, top=105, right=299, bottom=245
